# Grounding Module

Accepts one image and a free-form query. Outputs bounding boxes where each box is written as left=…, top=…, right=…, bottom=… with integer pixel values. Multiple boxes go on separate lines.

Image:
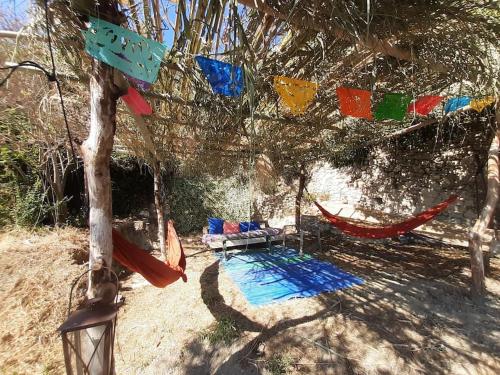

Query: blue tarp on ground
left=216, top=247, right=364, bottom=306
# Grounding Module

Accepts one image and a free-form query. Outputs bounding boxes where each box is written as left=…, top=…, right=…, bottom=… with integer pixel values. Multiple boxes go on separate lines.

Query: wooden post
left=78, top=12, right=120, bottom=372
left=469, top=101, right=499, bottom=297
left=153, top=160, right=166, bottom=258
left=81, top=59, right=119, bottom=294
left=295, top=164, right=306, bottom=231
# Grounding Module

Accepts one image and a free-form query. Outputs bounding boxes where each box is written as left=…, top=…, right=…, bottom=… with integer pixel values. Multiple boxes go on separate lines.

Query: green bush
left=0, top=110, right=53, bottom=228
left=14, top=178, right=51, bottom=227
left=167, top=175, right=253, bottom=234
left=166, top=177, right=213, bottom=234
left=110, top=156, right=153, bottom=217
left=200, top=317, right=240, bottom=345
left=265, top=354, right=293, bottom=375
left=0, top=186, right=13, bottom=227
left=0, top=142, right=22, bottom=226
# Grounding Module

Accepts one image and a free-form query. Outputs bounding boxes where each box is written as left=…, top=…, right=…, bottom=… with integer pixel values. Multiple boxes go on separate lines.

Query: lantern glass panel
left=59, top=305, right=117, bottom=375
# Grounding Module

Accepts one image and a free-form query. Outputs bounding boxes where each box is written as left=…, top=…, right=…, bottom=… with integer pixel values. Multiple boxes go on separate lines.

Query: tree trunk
left=65, top=3, right=119, bottom=372
left=81, top=59, right=119, bottom=292
left=469, top=124, right=499, bottom=298
left=295, top=164, right=306, bottom=231
left=153, top=160, right=166, bottom=258
left=49, top=150, right=71, bottom=225
left=78, top=56, right=119, bottom=375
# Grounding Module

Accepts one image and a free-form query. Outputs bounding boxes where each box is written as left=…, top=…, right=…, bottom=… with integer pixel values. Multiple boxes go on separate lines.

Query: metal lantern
left=58, top=303, right=117, bottom=375
left=59, top=265, right=119, bottom=375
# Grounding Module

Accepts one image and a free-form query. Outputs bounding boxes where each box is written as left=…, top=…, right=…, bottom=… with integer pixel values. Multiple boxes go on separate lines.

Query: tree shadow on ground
left=181, top=260, right=354, bottom=374
left=180, top=232, right=500, bottom=374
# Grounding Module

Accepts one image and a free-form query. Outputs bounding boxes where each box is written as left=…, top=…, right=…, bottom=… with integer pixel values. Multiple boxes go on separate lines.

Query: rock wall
left=257, top=118, right=494, bottom=230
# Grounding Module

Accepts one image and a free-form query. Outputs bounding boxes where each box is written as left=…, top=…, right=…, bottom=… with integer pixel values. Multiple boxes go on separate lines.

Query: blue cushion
left=208, top=217, right=224, bottom=234
left=239, top=221, right=260, bottom=232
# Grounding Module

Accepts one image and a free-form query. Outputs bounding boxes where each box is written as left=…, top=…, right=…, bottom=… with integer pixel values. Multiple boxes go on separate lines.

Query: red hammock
left=314, top=195, right=458, bottom=239
left=112, top=220, right=187, bottom=287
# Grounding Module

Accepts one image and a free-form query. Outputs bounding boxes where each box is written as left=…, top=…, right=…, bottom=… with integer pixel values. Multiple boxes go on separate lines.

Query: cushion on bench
left=208, top=217, right=224, bottom=234
left=239, top=221, right=260, bottom=232
left=223, top=221, right=240, bottom=234
left=202, top=227, right=282, bottom=245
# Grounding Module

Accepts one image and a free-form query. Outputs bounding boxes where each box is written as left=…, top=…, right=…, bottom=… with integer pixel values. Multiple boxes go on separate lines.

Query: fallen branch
left=296, top=333, right=356, bottom=360
left=248, top=358, right=338, bottom=366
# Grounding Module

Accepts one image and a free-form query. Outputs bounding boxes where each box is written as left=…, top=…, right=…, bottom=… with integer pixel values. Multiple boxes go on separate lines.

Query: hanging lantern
left=58, top=267, right=119, bottom=375
left=58, top=303, right=118, bottom=375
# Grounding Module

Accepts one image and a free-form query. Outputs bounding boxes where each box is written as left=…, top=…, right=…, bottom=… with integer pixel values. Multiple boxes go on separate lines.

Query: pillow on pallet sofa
left=223, top=221, right=240, bottom=234
left=239, top=221, right=260, bottom=232
left=208, top=217, right=224, bottom=234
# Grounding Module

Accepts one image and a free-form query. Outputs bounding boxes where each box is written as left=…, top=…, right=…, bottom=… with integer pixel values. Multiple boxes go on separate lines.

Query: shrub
left=200, top=317, right=240, bottom=345
left=166, top=174, right=253, bottom=234
left=265, top=354, right=293, bottom=375
left=14, top=178, right=51, bottom=227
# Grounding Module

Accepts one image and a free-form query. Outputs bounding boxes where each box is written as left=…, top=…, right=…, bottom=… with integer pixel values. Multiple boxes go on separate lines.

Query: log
left=0, top=30, right=42, bottom=39
left=3, top=61, right=79, bottom=80
left=5, top=61, right=313, bottom=126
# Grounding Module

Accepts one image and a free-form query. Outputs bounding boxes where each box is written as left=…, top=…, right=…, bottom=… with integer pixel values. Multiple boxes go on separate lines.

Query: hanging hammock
left=112, top=220, right=187, bottom=287
left=313, top=195, right=458, bottom=239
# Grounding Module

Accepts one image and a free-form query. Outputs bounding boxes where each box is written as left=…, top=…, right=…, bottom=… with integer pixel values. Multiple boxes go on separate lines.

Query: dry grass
left=1, top=228, right=499, bottom=375
left=0, top=227, right=88, bottom=375
left=115, top=233, right=500, bottom=375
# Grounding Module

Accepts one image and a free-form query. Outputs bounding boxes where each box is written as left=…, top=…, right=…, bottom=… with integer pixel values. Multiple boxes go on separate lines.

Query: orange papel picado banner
left=273, top=76, right=318, bottom=115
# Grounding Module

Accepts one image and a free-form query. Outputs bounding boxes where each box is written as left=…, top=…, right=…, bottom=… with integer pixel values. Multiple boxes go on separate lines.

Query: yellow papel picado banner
left=273, top=76, right=319, bottom=115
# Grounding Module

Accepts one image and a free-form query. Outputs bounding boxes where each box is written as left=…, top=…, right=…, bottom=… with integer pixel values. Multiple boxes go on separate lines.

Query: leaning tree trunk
left=295, top=164, right=306, bottom=231
left=153, top=160, right=166, bottom=258
left=469, top=120, right=500, bottom=298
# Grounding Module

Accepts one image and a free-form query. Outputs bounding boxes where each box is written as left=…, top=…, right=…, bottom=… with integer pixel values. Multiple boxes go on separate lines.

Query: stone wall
left=257, top=118, right=494, bottom=230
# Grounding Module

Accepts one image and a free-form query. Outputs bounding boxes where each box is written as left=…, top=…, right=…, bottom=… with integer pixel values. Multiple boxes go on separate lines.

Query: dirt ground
left=1, top=228, right=499, bottom=375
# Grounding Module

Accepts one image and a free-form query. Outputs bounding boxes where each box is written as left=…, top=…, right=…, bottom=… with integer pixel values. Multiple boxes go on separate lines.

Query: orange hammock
left=112, top=220, right=187, bottom=287
left=313, top=195, right=458, bottom=239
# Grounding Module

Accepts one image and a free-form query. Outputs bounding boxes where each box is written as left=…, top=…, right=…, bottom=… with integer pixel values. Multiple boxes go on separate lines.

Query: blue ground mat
left=216, top=247, right=364, bottom=306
